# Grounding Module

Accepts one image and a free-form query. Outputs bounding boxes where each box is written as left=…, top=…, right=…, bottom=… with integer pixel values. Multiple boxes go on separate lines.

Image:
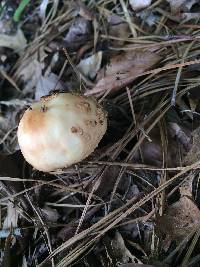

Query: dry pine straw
left=2, top=1, right=200, bottom=266
left=36, top=157, right=200, bottom=266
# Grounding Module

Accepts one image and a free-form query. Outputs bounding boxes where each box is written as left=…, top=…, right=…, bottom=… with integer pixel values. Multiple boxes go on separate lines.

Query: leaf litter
left=1, top=1, right=200, bottom=267
left=85, top=50, right=161, bottom=96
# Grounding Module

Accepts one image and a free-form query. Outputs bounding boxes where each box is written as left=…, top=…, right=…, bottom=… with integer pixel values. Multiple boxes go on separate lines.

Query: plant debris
left=86, top=50, right=161, bottom=96
left=1, top=1, right=200, bottom=267
left=156, top=196, right=200, bottom=245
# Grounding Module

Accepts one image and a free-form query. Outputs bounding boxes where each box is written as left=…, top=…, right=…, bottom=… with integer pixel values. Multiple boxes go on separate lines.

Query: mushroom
left=17, top=92, right=107, bottom=172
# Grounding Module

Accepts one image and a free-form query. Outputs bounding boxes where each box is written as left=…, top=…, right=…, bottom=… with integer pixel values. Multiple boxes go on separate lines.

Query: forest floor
left=1, top=1, right=200, bottom=267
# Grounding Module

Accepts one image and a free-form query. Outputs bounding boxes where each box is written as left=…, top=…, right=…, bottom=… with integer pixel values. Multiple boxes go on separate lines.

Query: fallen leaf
left=85, top=50, right=160, bottom=95
left=14, top=55, right=43, bottom=96
left=129, top=0, right=152, bottom=11
left=105, top=51, right=158, bottom=76
left=19, top=58, right=42, bottom=92
left=77, top=51, right=102, bottom=80
left=64, top=17, right=92, bottom=52
left=167, top=0, right=198, bottom=14
left=156, top=196, right=200, bottom=241
left=108, top=15, right=130, bottom=46
left=0, top=29, right=27, bottom=54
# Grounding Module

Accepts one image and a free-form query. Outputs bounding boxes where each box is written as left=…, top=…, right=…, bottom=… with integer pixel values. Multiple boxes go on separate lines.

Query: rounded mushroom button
left=17, top=93, right=107, bottom=172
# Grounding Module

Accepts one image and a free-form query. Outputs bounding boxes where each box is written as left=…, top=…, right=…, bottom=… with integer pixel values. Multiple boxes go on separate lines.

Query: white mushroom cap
left=17, top=92, right=107, bottom=172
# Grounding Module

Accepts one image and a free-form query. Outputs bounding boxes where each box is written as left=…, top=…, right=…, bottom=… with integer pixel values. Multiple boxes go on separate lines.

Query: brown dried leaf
left=108, top=15, right=130, bottom=46
left=85, top=50, right=160, bottom=95
left=156, top=196, right=200, bottom=241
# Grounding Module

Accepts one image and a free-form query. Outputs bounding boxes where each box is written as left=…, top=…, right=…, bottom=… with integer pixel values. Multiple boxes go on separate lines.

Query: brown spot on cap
left=76, top=101, right=91, bottom=113
left=71, top=126, right=83, bottom=135
left=85, top=120, right=97, bottom=127
left=40, top=105, right=48, bottom=112
left=71, top=126, right=78, bottom=133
